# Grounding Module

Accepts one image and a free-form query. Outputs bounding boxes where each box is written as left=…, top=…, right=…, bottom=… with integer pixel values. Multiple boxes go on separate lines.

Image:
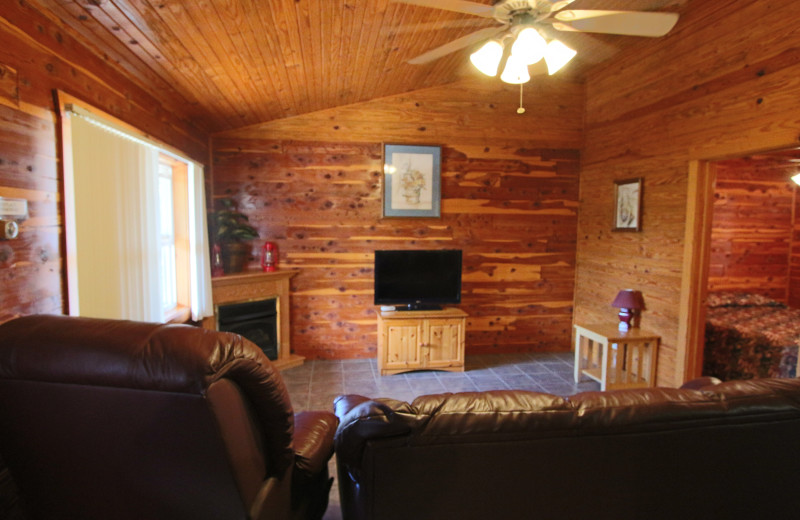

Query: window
left=158, top=155, right=192, bottom=321
left=158, top=161, right=177, bottom=312
left=61, top=98, right=213, bottom=323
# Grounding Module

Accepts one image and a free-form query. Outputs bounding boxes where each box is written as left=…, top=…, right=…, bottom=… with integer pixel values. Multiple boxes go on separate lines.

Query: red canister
left=261, top=241, right=278, bottom=272
left=211, top=243, right=224, bottom=277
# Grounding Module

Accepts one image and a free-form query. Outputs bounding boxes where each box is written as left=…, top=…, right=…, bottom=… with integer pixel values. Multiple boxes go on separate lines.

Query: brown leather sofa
left=334, top=377, right=800, bottom=520
left=0, top=315, right=337, bottom=520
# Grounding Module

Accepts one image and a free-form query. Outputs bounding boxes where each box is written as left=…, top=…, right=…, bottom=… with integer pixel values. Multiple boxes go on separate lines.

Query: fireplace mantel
left=202, top=269, right=304, bottom=370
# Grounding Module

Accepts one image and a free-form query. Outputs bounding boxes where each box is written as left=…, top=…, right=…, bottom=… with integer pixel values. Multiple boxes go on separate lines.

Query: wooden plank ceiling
left=28, top=0, right=689, bottom=134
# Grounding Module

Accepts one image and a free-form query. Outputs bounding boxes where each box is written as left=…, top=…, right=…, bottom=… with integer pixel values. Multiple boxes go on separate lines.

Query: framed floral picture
left=382, top=144, right=441, bottom=218
left=613, top=177, right=642, bottom=231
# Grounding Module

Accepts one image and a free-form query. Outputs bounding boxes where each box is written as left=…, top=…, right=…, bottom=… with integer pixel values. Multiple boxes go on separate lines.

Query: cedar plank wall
left=575, top=0, right=800, bottom=386
left=0, top=2, right=208, bottom=323
left=213, top=79, right=583, bottom=359
left=708, top=157, right=797, bottom=302
left=793, top=189, right=800, bottom=308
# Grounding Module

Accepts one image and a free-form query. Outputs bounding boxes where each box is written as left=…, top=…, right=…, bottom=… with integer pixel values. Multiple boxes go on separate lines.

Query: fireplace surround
left=202, top=269, right=303, bottom=369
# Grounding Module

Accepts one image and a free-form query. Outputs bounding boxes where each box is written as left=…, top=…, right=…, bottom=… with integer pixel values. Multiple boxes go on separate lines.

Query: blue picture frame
left=382, top=144, right=441, bottom=218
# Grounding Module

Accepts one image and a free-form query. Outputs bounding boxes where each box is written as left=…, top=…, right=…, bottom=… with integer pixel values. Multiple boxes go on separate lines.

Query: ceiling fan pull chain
left=517, top=83, right=526, bottom=114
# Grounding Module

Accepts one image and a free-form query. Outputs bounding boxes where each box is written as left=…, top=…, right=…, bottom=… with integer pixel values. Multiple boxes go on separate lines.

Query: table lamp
left=611, top=289, right=645, bottom=331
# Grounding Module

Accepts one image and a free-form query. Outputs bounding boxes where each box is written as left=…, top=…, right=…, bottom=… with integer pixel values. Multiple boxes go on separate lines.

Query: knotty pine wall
left=708, top=157, right=798, bottom=303
left=0, top=2, right=208, bottom=323
left=575, top=0, right=800, bottom=386
left=213, top=78, right=583, bottom=359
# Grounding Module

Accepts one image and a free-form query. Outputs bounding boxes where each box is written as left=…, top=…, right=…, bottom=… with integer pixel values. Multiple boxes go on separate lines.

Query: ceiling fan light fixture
left=543, top=39, right=577, bottom=75
left=500, top=53, right=530, bottom=84
left=511, top=27, right=547, bottom=65
left=470, top=39, right=504, bottom=76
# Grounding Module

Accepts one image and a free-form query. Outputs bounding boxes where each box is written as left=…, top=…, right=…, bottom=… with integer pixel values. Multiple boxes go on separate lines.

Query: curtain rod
left=64, top=103, right=193, bottom=165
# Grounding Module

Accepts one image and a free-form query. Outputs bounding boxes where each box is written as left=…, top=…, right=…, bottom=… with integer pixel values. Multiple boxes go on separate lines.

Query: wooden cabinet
left=377, top=308, right=467, bottom=376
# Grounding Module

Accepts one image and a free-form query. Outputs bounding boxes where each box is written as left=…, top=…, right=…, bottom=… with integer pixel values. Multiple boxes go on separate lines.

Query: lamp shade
left=500, top=53, right=530, bottom=84
left=511, top=27, right=546, bottom=65
left=611, top=289, right=645, bottom=310
left=470, top=40, right=504, bottom=77
left=792, top=172, right=800, bottom=186
left=543, top=39, right=577, bottom=75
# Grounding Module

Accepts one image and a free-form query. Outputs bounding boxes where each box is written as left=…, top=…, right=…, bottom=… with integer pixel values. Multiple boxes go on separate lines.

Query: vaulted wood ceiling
left=29, top=0, right=690, bottom=134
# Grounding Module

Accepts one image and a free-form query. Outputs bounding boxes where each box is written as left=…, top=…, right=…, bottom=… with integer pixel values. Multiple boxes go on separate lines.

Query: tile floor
left=280, top=351, right=600, bottom=520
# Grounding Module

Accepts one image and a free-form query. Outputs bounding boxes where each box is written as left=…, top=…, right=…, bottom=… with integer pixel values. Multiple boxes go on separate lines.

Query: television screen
left=374, top=249, right=462, bottom=310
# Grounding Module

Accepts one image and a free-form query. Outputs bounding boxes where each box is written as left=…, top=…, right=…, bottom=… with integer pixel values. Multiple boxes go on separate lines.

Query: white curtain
left=188, top=161, right=214, bottom=321
left=65, top=107, right=213, bottom=322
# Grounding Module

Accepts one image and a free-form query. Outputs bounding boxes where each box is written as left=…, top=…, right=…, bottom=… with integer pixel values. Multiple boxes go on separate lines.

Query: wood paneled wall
left=576, top=0, right=800, bottom=386
left=791, top=184, right=800, bottom=308
left=708, top=157, right=797, bottom=302
left=0, top=3, right=207, bottom=323
left=213, top=78, right=583, bottom=359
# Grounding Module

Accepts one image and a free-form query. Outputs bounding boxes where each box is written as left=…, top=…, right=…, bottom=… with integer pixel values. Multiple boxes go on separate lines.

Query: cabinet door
left=383, top=321, right=422, bottom=370
left=423, top=318, right=464, bottom=368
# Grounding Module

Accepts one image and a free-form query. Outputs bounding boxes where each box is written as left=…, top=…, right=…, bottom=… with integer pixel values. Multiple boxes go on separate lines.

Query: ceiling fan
left=393, top=0, right=679, bottom=84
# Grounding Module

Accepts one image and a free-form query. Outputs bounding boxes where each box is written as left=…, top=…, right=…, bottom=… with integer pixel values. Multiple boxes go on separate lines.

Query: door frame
left=676, top=160, right=715, bottom=382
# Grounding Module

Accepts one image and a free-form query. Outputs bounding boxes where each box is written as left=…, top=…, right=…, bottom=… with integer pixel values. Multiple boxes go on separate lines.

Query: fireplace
left=217, top=298, right=278, bottom=360
left=202, top=269, right=303, bottom=370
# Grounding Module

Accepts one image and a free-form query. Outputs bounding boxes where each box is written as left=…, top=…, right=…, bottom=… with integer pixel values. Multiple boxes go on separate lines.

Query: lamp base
left=618, top=308, right=632, bottom=331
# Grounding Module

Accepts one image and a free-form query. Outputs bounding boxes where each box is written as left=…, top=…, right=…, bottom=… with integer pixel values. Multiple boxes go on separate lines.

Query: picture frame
left=382, top=144, right=441, bottom=218
left=612, top=177, right=642, bottom=232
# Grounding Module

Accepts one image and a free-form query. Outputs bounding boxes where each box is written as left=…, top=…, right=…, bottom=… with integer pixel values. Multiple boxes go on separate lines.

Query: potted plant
left=210, top=198, right=259, bottom=273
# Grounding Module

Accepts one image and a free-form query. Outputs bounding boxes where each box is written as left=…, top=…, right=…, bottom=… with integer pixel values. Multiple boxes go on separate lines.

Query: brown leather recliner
left=0, top=315, right=337, bottom=520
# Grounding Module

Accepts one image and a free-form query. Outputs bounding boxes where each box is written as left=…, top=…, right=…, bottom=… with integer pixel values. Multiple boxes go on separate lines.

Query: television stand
left=377, top=307, right=467, bottom=376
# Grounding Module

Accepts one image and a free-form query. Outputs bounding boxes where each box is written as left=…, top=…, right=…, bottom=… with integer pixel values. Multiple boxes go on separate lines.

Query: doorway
left=681, top=148, right=800, bottom=381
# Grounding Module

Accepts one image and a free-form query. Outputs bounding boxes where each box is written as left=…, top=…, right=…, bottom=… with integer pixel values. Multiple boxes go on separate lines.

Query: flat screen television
left=374, top=249, right=462, bottom=310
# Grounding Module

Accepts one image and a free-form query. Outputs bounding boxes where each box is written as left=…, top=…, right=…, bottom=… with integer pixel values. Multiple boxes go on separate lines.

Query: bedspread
left=703, top=292, right=799, bottom=381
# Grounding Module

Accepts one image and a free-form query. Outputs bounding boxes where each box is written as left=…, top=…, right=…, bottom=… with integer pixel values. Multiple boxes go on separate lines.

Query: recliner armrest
left=293, top=411, right=337, bottom=481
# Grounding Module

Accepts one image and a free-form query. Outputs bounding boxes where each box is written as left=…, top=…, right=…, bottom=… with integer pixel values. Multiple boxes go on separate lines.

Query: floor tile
left=515, top=362, right=552, bottom=375
left=489, top=364, right=524, bottom=377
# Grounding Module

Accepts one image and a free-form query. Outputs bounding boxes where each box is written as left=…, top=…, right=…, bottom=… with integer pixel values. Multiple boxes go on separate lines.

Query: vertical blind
left=65, top=106, right=213, bottom=322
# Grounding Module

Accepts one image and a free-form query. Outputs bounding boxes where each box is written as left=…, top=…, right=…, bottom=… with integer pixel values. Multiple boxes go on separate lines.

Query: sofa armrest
left=333, top=395, right=420, bottom=470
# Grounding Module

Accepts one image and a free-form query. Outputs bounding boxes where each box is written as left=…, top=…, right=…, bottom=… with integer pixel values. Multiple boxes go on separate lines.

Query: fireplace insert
left=216, top=298, right=278, bottom=360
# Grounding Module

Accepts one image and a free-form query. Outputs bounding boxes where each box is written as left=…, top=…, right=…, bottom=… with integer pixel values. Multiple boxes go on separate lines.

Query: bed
left=703, top=292, right=799, bottom=381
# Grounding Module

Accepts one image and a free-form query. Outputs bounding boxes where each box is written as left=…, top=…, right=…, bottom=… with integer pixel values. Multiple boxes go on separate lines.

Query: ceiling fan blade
left=549, top=0, right=575, bottom=13
left=553, top=10, right=679, bottom=37
left=383, top=18, right=492, bottom=37
left=407, top=25, right=507, bottom=65
left=392, top=0, right=495, bottom=18
left=537, top=25, right=618, bottom=64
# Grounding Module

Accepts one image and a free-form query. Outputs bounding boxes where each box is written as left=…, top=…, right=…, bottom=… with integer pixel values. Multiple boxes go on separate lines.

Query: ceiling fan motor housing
left=492, top=0, right=558, bottom=24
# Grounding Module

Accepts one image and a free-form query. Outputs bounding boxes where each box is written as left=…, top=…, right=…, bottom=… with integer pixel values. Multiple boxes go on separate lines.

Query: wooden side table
left=573, top=323, right=660, bottom=390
